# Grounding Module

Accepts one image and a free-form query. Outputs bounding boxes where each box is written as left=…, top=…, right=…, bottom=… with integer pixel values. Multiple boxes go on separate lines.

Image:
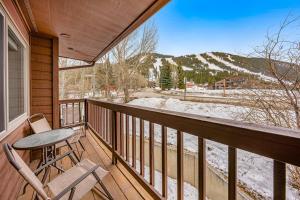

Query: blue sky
left=151, top=0, right=300, bottom=56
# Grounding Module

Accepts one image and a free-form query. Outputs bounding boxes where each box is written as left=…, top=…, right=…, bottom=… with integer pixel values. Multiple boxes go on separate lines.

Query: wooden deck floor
left=17, top=130, right=148, bottom=200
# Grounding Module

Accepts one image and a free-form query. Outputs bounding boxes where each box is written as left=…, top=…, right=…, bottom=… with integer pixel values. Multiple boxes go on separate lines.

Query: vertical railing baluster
left=177, top=131, right=183, bottom=200
left=126, top=115, right=129, bottom=162
left=84, top=99, right=88, bottom=129
left=99, top=107, right=102, bottom=137
left=120, top=113, right=124, bottom=157
left=72, top=102, right=75, bottom=124
left=149, top=122, right=155, bottom=186
left=228, top=147, right=237, bottom=200
left=116, top=112, right=120, bottom=153
left=198, top=137, right=206, bottom=200
left=132, top=117, right=136, bottom=168
left=106, top=109, right=109, bottom=144
left=274, top=161, right=286, bottom=200
left=101, top=107, right=103, bottom=138
left=59, top=104, right=61, bottom=127
left=66, top=103, right=69, bottom=125
left=79, top=102, right=82, bottom=123
left=162, top=126, right=168, bottom=198
left=95, top=105, right=98, bottom=133
left=112, top=110, right=117, bottom=164
left=103, top=108, right=107, bottom=141
left=140, top=119, right=144, bottom=176
left=110, top=110, right=112, bottom=145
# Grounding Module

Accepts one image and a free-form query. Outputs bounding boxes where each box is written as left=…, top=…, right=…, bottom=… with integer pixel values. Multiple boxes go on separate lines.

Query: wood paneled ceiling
left=17, top=0, right=169, bottom=62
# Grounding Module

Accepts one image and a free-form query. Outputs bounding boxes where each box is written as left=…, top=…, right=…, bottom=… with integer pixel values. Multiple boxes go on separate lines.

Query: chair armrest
left=52, top=165, right=100, bottom=200
left=34, top=151, right=74, bottom=174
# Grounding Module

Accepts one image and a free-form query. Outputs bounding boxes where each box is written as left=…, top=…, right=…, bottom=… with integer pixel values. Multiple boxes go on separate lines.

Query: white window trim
left=0, top=4, right=29, bottom=141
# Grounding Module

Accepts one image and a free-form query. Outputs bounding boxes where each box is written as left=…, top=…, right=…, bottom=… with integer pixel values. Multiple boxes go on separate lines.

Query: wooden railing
left=59, top=98, right=300, bottom=200
left=58, top=99, right=86, bottom=128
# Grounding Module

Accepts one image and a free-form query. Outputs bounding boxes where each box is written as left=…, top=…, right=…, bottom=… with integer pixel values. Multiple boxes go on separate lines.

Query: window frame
left=0, top=4, right=29, bottom=141
left=0, top=9, right=5, bottom=136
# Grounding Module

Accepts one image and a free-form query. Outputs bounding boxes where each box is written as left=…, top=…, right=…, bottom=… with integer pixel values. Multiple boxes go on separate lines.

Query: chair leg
left=78, top=139, right=86, bottom=151
left=92, top=172, right=113, bottom=200
left=97, top=180, right=113, bottom=200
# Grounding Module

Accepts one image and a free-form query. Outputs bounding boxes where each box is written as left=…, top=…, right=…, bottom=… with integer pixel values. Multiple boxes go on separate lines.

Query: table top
left=13, top=128, right=74, bottom=150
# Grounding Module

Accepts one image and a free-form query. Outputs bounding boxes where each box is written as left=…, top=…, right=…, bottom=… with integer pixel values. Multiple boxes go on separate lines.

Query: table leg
left=66, top=140, right=80, bottom=162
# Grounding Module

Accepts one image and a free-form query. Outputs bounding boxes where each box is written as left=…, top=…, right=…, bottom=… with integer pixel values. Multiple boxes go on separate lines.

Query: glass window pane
left=8, top=29, right=24, bottom=121
left=0, top=14, right=4, bottom=132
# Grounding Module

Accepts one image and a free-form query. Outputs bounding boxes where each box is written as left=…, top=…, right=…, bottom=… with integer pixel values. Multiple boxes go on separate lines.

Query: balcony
left=16, top=98, right=297, bottom=200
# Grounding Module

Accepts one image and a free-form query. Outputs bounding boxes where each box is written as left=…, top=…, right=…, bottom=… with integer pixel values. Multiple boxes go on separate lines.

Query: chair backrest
left=28, top=113, right=52, bottom=134
left=3, top=144, right=50, bottom=200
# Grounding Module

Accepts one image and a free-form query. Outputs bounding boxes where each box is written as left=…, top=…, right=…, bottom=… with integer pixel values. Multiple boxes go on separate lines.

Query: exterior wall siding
left=30, top=35, right=59, bottom=128
left=0, top=122, right=31, bottom=200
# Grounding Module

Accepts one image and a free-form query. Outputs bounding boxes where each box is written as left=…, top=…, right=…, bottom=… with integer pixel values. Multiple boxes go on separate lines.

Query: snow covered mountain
left=148, top=52, right=290, bottom=83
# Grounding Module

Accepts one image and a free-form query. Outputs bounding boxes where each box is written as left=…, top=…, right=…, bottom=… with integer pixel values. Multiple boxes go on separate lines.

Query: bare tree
left=237, top=16, right=300, bottom=192
left=112, top=22, right=158, bottom=102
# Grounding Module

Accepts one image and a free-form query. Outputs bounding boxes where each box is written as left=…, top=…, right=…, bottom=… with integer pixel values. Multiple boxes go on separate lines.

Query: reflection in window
left=8, top=29, right=24, bottom=121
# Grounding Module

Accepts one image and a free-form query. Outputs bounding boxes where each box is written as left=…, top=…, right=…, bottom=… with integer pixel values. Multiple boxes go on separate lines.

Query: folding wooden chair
left=3, top=143, right=113, bottom=200
left=28, top=113, right=85, bottom=157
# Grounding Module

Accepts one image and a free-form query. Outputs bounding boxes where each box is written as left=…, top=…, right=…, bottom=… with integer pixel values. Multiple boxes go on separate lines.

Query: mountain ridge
left=148, top=51, right=290, bottom=85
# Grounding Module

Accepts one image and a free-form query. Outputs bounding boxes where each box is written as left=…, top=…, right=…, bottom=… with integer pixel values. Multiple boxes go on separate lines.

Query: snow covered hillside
left=148, top=52, right=282, bottom=83
left=128, top=98, right=300, bottom=200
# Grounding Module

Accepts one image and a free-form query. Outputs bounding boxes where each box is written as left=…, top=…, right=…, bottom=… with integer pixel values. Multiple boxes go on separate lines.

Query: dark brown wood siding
left=30, top=35, right=59, bottom=128
left=0, top=123, right=30, bottom=200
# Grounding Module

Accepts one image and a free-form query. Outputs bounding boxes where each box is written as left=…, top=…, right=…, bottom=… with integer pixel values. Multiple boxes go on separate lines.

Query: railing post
left=112, top=110, right=117, bottom=164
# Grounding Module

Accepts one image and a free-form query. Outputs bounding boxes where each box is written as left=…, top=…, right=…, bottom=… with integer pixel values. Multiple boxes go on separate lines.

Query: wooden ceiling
left=17, top=0, right=169, bottom=62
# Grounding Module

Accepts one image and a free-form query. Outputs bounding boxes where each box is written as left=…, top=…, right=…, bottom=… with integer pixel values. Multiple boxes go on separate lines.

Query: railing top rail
left=59, top=99, right=85, bottom=104
left=86, top=98, right=300, bottom=166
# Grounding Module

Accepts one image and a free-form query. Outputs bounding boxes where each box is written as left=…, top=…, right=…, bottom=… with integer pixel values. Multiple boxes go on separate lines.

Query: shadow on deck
left=17, top=130, right=147, bottom=200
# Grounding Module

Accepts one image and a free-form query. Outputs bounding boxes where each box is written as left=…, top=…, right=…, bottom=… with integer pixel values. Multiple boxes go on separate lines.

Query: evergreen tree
left=177, top=65, right=185, bottom=89
left=160, top=61, right=172, bottom=90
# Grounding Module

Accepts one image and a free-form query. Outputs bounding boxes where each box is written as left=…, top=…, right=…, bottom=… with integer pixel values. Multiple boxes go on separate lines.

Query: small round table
left=14, top=128, right=80, bottom=162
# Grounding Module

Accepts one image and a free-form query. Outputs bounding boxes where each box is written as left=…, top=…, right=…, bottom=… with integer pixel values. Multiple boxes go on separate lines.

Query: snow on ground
left=196, top=54, right=224, bottom=71
left=128, top=97, right=300, bottom=199
left=166, top=57, right=178, bottom=66
left=135, top=160, right=198, bottom=200
left=182, top=66, right=193, bottom=71
left=207, top=52, right=277, bottom=82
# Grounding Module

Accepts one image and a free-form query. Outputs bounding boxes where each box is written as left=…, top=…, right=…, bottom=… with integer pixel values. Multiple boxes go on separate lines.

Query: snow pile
left=196, top=54, right=224, bottom=71
left=207, top=52, right=277, bottom=82
left=128, top=98, right=300, bottom=199
left=182, top=66, right=193, bottom=71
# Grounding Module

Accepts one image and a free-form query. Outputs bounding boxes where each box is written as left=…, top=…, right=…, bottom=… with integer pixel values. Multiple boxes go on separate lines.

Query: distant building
left=214, top=76, right=247, bottom=89
left=186, top=81, right=195, bottom=88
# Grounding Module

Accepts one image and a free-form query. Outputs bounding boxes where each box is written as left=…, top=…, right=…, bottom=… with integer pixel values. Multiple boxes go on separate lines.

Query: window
left=8, top=29, right=24, bottom=122
left=0, top=13, right=3, bottom=132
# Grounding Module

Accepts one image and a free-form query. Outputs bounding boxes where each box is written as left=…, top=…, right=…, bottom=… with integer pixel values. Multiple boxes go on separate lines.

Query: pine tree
left=160, top=62, right=172, bottom=90
left=177, top=65, right=185, bottom=89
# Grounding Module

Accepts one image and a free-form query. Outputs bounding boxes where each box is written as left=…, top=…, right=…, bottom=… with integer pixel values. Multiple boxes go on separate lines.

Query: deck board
left=17, top=130, right=145, bottom=200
